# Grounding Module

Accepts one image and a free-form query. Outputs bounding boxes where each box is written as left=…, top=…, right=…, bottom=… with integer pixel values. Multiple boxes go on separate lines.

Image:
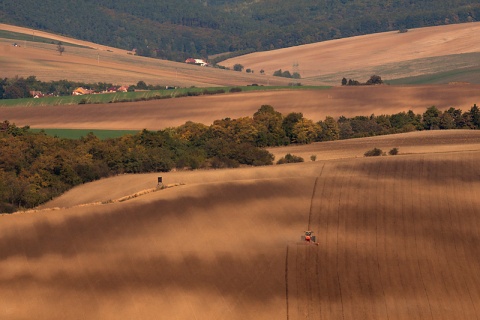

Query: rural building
left=29, top=91, right=43, bottom=98
left=185, top=58, right=208, bottom=66
left=72, top=87, right=93, bottom=95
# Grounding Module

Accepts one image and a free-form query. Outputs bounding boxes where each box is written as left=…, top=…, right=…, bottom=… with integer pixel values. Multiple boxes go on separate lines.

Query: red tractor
left=301, top=231, right=319, bottom=245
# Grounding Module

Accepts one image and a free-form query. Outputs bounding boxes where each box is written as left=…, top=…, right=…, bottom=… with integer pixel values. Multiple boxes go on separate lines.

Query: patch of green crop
left=0, top=30, right=90, bottom=48
left=30, top=128, right=139, bottom=139
left=386, top=66, right=480, bottom=85
left=0, top=85, right=332, bottom=108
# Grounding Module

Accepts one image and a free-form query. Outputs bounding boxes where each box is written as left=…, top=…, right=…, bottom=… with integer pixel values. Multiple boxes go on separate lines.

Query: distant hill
left=222, top=22, right=480, bottom=84
left=1, top=0, right=480, bottom=61
left=1, top=22, right=479, bottom=86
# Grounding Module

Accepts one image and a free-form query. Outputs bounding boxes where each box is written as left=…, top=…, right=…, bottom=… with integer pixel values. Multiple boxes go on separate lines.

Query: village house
left=185, top=58, right=208, bottom=66
left=29, top=91, right=44, bottom=98
left=72, top=87, right=93, bottom=95
left=117, top=85, right=128, bottom=92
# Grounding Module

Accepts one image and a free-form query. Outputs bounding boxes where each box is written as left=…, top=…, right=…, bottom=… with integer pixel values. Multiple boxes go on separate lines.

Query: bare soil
left=2, top=130, right=480, bottom=319
left=2, top=84, right=479, bottom=130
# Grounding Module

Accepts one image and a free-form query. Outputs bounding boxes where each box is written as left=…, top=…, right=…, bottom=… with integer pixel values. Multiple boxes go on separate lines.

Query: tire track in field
left=286, top=163, right=325, bottom=320
left=414, top=156, right=434, bottom=319
left=285, top=245, right=290, bottom=320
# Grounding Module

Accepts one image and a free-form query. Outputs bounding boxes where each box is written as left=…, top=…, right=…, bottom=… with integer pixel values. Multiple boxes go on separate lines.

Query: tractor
left=301, top=231, right=319, bottom=245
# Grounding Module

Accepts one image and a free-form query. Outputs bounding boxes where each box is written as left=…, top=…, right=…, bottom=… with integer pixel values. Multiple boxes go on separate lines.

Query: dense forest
left=1, top=103, right=479, bottom=213
left=1, top=0, right=479, bottom=61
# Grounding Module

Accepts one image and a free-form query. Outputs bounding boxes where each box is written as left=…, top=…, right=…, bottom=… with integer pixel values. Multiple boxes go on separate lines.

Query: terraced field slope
left=2, top=131, right=480, bottom=319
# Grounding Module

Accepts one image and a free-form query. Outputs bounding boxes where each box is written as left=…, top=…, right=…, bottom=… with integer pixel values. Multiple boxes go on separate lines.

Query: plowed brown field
left=2, top=84, right=479, bottom=130
left=2, top=131, right=480, bottom=319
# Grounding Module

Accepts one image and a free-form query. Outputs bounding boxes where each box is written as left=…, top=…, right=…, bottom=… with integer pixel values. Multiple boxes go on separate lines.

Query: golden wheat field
left=2, top=131, right=480, bottom=319
left=2, top=21, right=480, bottom=320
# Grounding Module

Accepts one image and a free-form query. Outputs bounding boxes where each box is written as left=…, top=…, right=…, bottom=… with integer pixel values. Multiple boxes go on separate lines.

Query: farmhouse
left=72, top=87, right=93, bottom=95
left=185, top=58, right=208, bottom=66
left=29, top=91, right=43, bottom=98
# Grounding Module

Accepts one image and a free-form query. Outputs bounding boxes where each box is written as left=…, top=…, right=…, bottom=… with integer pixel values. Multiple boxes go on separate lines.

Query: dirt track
left=2, top=131, right=480, bottom=319
left=2, top=85, right=479, bottom=130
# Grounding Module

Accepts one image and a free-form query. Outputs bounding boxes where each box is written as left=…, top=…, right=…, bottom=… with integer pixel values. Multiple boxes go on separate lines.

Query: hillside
left=2, top=131, right=480, bottom=319
left=0, top=23, right=315, bottom=87
left=1, top=0, right=479, bottom=61
left=2, top=22, right=479, bottom=88
left=222, top=22, right=480, bottom=84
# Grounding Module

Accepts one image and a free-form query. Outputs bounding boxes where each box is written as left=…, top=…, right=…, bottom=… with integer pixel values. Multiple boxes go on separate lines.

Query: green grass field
left=385, top=66, right=480, bottom=85
left=30, top=128, right=140, bottom=139
left=0, top=86, right=331, bottom=108
left=0, top=30, right=90, bottom=48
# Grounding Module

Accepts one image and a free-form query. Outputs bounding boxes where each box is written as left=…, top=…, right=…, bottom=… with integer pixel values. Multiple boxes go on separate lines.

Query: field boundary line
left=9, top=183, right=185, bottom=215
left=415, top=156, right=434, bottom=319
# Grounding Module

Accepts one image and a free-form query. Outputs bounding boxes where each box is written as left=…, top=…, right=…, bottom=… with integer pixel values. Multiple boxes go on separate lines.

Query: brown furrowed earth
left=2, top=130, right=480, bottom=319
left=1, top=84, right=479, bottom=130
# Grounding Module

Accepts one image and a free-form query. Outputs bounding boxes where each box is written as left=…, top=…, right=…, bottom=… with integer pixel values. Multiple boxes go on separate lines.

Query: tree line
left=0, top=76, right=166, bottom=99
left=1, top=104, right=479, bottom=212
left=1, top=0, right=479, bottom=61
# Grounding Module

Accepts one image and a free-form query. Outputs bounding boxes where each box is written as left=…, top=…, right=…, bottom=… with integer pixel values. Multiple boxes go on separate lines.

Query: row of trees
left=1, top=104, right=479, bottom=212
left=273, top=69, right=301, bottom=79
left=0, top=76, right=167, bottom=99
left=341, top=75, right=384, bottom=86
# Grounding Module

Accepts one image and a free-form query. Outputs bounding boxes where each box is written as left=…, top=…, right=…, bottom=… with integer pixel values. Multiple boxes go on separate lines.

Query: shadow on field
left=0, top=179, right=310, bottom=260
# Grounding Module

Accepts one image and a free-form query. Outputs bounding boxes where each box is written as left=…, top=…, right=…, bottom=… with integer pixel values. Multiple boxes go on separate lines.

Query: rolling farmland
left=2, top=131, right=480, bottom=319
left=2, top=84, right=479, bottom=131
left=2, top=20, right=480, bottom=319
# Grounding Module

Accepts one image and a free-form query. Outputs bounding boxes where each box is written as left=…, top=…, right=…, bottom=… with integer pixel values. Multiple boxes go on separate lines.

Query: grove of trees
left=1, top=103, right=479, bottom=212
left=342, top=75, right=384, bottom=86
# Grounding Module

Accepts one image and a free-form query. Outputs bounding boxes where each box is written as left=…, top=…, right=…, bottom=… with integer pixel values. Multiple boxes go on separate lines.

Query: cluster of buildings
left=29, top=86, right=130, bottom=98
left=72, top=86, right=129, bottom=96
